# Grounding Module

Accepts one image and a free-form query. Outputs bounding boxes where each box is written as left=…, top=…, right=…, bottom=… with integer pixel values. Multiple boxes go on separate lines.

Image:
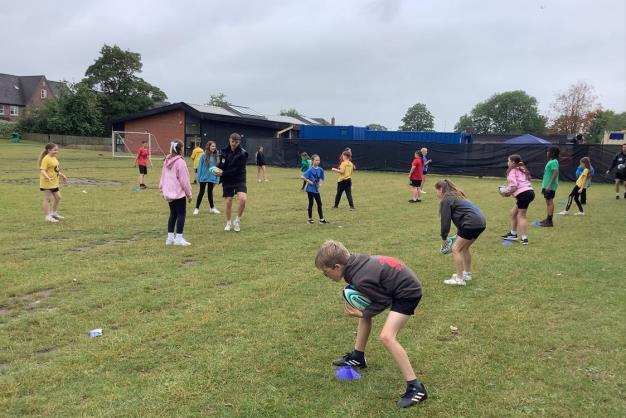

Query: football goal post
left=111, top=131, right=166, bottom=159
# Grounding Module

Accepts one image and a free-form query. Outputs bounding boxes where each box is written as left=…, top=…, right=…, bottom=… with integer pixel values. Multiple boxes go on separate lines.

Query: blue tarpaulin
left=504, top=134, right=550, bottom=144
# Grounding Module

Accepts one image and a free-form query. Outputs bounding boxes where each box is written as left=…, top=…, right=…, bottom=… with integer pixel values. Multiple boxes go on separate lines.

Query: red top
left=410, top=158, right=423, bottom=180
left=137, top=147, right=150, bottom=166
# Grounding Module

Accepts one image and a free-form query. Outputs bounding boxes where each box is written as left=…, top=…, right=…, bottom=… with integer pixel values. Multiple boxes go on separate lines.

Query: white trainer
left=463, top=272, right=472, bottom=281
left=233, top=220, right=241, bottom=232
left=224, top=222, right=232, bottom=231
left=557, top=211, right=569, bottom=215
left=210, top=207, right=221, bottom=214
left=45, top=216, right=59, bottom=223
left=193, top=208, right=199, bottom=215
left=52, top=213, right=65, bottom=219
left=174, top=237, right=191, bottom=246
left=444, top=274, right=466, bottom=286
left=574, top=212, right=585, bottom=216
left=165, top=238, right=174, bottom=245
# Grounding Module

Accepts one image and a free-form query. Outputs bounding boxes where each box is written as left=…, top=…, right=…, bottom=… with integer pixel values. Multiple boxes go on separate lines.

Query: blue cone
left=335, top=365, right=361, bottom=381
left=531, top=221, right=541, bottom=226
left=501, top=240, right=513, bottom=246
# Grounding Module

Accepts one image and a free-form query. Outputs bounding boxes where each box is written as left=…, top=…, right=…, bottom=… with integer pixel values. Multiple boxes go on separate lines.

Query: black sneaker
left=397, top=383, right=428, bottom=408
left=319, top=219, right=329, bottom=224
left=307, top=219, right=314, bottom=224
left=616, top=195, right=620, bottom=200
left=521, top=238, right=529, bottom=245
left=502, top=232, right=518, bottom=240
left=538, top=220, right=553, bottom=227
left=408, top=199, right=417, bottom=203
left=332, top=352, right=367, bottom=368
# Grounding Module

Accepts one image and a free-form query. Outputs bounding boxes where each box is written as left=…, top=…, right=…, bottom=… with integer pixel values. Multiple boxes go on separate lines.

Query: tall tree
left=549, top=81, right=599, bottom=135
left=206, top=93, right=231, bottom=107
left=454, top=114, right=474, bottom=132
left=83, top=44, right=166, bottom=127
left=455, top=91, right=546, bottom=135
left=280, top=108, right=301, bottom=117
left=367, top=123, right=387, bottom=131
left=399, top=103, right=434, bottom=131
left=587, top=110, right=626, bottom=143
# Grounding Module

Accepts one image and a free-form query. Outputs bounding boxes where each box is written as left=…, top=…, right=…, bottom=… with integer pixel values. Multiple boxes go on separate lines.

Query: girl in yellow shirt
left=39, top=143, right=68, bottom=223
left=332, top=150, right=355, bottom=209
left=558, top=157, right=590, bottom=216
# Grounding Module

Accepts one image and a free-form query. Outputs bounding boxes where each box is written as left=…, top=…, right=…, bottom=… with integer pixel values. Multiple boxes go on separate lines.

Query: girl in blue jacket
left=193, top=141, right=221, bottom=215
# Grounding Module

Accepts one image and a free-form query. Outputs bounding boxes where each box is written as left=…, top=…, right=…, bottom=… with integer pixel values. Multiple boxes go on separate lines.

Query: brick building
left=0, top=74, right=64, bottom=121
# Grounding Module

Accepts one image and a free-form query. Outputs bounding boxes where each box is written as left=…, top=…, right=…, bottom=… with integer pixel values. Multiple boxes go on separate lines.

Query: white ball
left=618, top=163, right=625, bottom=171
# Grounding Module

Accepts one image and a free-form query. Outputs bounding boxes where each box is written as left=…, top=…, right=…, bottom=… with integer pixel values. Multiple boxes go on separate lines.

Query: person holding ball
left=218, top=133, right=248, bottom=232
left=315, top=240, right=427, bottom=409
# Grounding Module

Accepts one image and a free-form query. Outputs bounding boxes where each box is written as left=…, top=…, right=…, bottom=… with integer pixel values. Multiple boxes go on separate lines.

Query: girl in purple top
left=499, top=154, right=535, bottom=245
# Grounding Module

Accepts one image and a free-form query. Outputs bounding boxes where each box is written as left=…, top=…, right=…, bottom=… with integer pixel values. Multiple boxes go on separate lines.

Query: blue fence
left=299, top=125, right=464, bottom=144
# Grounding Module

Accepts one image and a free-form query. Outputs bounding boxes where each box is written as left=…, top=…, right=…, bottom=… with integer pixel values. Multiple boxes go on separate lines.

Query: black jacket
left=218, top=145, right=248, bottom=185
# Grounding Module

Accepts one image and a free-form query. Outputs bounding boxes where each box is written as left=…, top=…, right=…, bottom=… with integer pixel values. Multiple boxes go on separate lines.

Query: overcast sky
left=3, top=0, right=625, bottom=130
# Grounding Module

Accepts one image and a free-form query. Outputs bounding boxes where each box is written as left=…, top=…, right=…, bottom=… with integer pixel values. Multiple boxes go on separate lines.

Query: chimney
left=331, top=116, right=335, bottom=126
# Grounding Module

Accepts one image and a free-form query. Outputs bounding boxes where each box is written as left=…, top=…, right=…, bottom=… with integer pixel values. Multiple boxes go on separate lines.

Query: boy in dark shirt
left=315, top=240, right=427, bottom=409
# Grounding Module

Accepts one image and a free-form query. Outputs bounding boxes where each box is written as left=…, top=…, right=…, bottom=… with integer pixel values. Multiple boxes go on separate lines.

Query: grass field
left=1, top=141, right=625, bottom=417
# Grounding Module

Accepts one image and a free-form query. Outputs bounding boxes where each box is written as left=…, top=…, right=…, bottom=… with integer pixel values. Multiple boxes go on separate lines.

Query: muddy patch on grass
left=182, top=258, right=198, bottom=267
left=69, top=235, right=140, bottom=253
left=34, top=346, right=60, bottom=355
left=2, top=177, right=122, bottom=186
left=0, top=307, right=13, bottom=315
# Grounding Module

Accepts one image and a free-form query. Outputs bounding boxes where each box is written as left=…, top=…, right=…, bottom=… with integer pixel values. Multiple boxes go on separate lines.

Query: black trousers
left=168, top=197, right=187, bottom=234
left=196, top=182, right=215, bottom=209
left=565, top=185, right=584, bottom=212
left=307, top=192, right=324, bottom=219
left=334, top=179, right=354, bottom=208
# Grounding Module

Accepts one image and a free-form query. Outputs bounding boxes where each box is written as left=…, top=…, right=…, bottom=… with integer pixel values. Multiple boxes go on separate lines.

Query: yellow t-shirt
left=337, top=160, right=354, bottom=182
left=191, top=147, right=204, bottom=169
left=39, top=155, right=59, bottom=189
left=575, top=168, right=589, bottom=188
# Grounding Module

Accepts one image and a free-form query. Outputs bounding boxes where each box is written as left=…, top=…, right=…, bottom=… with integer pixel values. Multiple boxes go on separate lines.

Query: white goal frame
left=111, top=131, right=164, bottom=159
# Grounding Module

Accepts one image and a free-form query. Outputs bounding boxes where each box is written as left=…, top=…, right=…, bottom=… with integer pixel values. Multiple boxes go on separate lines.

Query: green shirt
left=542, top=159, right=559, bottom=190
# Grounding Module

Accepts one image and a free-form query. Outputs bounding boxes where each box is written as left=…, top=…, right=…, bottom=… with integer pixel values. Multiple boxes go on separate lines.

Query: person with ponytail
left=193, top=141, right=221, bottom=215
left=436, top=179, right=486, bottom=286
left=500, top=154, right=535, bottom=245
left=39, top=143, right=68, bottom=223
left=159, top=140, right=193, bottom=246
left=558, top=157, right=591, bottom=216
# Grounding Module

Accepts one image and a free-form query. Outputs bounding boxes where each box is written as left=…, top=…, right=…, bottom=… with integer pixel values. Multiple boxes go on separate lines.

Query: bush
left=0, top=120, right=17, bottom=138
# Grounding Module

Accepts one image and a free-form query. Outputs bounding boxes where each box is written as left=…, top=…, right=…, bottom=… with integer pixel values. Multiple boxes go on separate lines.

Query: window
left=41, top=89, right=47, bottom=99
left=0, top=106, right=4, bottom=115
left=10, top=106, right=19, bottom=116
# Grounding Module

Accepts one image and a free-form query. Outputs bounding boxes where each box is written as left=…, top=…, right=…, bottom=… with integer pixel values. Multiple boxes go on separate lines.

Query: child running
left=315, top=240, right=427, bottom=409
left=539, top=146, right=560, bottom=227
left=190, top=142, right=204, bottom=184
left=300, top=152, right=312, bottom=190
left=159, top=140, right=193, bottom=246
left=255, top=146, right=269, bottom=182
left=500, top=154, right=535, bottom=245
left=576, top=161, right=595, bottom=205
left=39, top=143, right=68, bottom=223
left=133, top=140, right=152, bottom=189
left=332, top=150, right=355, bottom=209
left=559, top=157, right=591, bottom=216
left=193, top=141, right=221, bottom=215
left=408, top=150, right=424, bottom=203
left=301, top=154, right=328, bottom=224
left=436, top=179, right=486, bottom=286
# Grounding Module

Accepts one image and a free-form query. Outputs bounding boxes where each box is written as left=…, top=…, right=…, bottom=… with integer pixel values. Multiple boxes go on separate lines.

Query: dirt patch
left=70, top=235, right=139, bottom=253
left=0, top=307, right=13, bottom=315
left=2, top=177, right=122, bottom=186
left=182, top=259, right=198, bottom=267
left=34, top=346, right=60, bottom=355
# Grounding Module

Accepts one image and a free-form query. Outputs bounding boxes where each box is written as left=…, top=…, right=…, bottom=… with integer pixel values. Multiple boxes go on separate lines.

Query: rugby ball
left=440, top=235, right=457, bottom=255
left=342, top=285, right=371, bottom=311
left=209, top=166, right=222, bottom=175
left=618, top=163, right=625, bottom=171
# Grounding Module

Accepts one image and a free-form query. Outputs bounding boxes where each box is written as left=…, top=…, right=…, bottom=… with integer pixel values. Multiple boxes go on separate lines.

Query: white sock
left=167, top=233, right=174, bottom=241
left=226, top=220, right=231, bottom=225
left=521, top=235, right=527, bottom=240
left=511, top=230, right=517, bottom=235
left=235, top=216, right=240, bottom=223
left=463, top=271, right=472, bottom=276
left=175, top=234, right=183, bottom=241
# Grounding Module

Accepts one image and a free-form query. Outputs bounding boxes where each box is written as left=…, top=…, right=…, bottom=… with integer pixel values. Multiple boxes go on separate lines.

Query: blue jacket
left=303, top=166, right=324, bottom=193
left=197, top=153, right=220, bottom=184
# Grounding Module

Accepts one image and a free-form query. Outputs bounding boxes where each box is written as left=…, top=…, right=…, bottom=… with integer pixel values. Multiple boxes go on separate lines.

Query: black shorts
left=515, top=190, right=535, bottom=209
left=138, top=165, right=147, bottom=175
left=541, top=188, right=555, bottom=200
left=410, top=179, right=422, bottom=187
left=40, top=187, right=59, bottom=193
left=222, top=183, right=247, bottom=198
left=457, top=227, right=485, bottom=240
left=390, top=296, right=421, bottom=316
left=615, top=172, right=626, bottom=181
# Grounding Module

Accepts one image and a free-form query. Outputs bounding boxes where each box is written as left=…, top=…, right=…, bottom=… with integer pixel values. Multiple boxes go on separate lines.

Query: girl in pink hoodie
left=499, top=154, right=535, bottom=245
left=159, top=140, right=193, bottom=246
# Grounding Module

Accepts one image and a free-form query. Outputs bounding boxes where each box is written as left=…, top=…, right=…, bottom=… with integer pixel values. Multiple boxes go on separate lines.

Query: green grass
left=0, top=141, right=624, bottom=417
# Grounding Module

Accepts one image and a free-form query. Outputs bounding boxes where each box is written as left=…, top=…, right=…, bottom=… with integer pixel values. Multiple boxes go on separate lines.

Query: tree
left=550, top=82, right=599, bottom=136
left=367, top=123, right=387, bottom=131
left=206, top=93, right=231, bottom=107
left=587, top=110, right=626, bottom=143
left=399, top=103, right=434, bottom=131
left=454, top=91, right=546, bottom=135
left=83, top=44, right=167, bottom=127
left=453, top=114, right=474, bottom=132
left=280, top=108, right=301, bottom=117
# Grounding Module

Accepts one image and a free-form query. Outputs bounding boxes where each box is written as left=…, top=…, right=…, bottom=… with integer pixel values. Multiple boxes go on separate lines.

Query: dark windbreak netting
left=244, top=138, right=623, bottom=184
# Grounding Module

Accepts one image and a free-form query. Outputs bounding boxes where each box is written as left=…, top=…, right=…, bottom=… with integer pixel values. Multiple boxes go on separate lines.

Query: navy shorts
left=410, top=179, right=422, bottom=187
left=515, top=190, right=535, bottom=209
left=616, top=172, right=626, bottom=181
left=390, top=296, right=421, bottom=316
left=541, top=188, right=555, bottom=200
left=222, top=183, right=247, bottom=198
left=457, top=227, right=485, bottom=240
left=40, top=187, right=59, bottom=193
left=138, top=165, right=147, bottom=175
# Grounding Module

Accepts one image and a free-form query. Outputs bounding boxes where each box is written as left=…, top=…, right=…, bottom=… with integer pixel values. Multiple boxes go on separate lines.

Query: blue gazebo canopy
left=504, top=134, right=550, bottom=144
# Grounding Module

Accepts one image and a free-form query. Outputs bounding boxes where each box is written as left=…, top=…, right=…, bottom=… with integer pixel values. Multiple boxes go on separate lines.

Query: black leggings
left=334, top=179, right=354, bottom=208
left=307, top=192, right=324, bottom=219
left=168, top=197, right=187, bottom=234
left=196, top=182, right=215, bottom=209
left=565, top=185, right=584, bottom=212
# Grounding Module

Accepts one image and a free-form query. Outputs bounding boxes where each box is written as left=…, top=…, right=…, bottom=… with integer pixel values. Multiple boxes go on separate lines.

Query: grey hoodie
left=343, top=254, right=422, bottom=319
left=439, top=195, right=486, bottom=240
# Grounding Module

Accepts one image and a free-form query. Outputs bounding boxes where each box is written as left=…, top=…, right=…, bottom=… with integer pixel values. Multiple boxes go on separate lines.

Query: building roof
left=0, top=73, right=63, bottom=105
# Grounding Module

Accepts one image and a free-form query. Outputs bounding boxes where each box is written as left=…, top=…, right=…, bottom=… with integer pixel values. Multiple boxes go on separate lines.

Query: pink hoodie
left=504, top=168, right=533, bottom=197
left=159, top=155, right=192, bottom=201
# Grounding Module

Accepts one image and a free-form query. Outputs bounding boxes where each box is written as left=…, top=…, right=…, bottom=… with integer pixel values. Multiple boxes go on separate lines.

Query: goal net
left=111, top=131, right=166, bottom=159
